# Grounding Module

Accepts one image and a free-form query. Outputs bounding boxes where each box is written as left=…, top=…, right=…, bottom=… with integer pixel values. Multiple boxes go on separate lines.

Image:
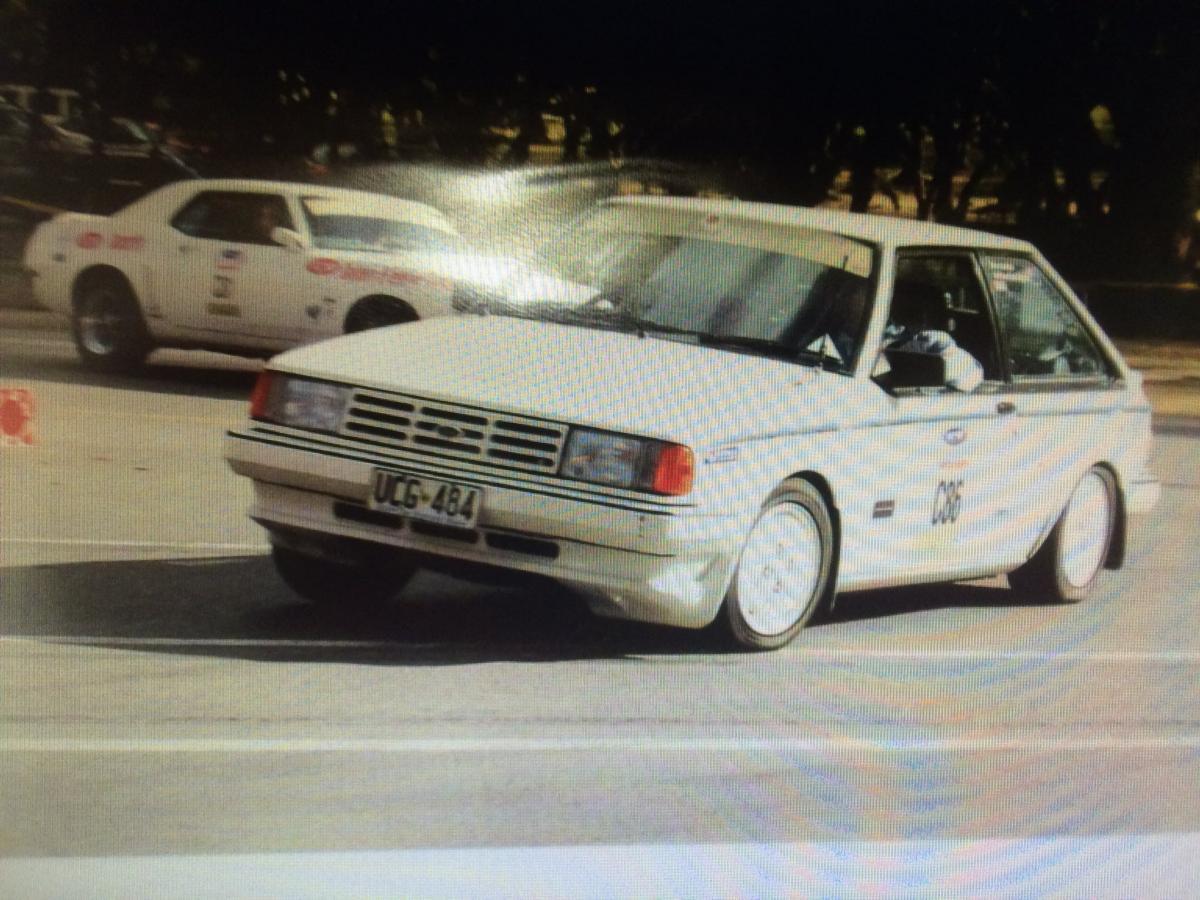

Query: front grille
left=485, top=532, right=560, bottom=559
left=339, top=388, right=567, bottom=473
left=332, top=502, right=402, bottom=529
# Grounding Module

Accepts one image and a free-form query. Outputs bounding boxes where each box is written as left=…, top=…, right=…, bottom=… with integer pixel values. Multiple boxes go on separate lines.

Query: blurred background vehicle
left=22, top=178, right=515, bottom=370
left=0, top=97, right=32, bottom=183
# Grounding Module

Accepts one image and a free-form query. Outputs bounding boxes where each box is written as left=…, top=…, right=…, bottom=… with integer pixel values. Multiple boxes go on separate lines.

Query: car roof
left=603, top=195, right=1033, bottom=252
left=161, top=178, right=457, bottom=233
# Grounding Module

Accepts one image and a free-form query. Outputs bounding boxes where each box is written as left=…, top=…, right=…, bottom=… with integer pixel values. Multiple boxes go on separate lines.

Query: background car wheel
left=71, top=273, right=152, bottom=373
left=343, top=296, right=417, bottom=333
left=1008, top=465, right=1117, bottom=603
left=271, top=545, right=418, bottom=608
left=723, top=478, right=836, bottom=651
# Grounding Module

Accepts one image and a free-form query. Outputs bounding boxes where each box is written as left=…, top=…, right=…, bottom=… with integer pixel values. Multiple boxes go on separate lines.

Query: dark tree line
left=3, top=0, right=1199, bottom=279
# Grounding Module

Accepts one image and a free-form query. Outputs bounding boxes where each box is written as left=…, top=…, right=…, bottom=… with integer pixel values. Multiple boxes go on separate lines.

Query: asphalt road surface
left=2, top=327, right=1199, bottom=897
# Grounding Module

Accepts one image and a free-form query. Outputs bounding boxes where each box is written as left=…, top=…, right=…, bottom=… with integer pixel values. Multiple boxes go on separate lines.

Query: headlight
left=560, top=428, right=694, bottom=496
left=249, top=372, right=350, bottom=433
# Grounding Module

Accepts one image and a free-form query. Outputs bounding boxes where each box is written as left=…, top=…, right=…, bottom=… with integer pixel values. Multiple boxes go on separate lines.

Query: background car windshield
left=534, top=217, right=875, bottom=355
left=302, top=211, right=466, bottom=254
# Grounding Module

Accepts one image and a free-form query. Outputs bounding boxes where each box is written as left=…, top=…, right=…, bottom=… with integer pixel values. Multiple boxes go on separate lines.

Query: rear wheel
left=344, top=296, right=417, bottom=333
left=272, top=545, right=417, bottom=608
left=1008, top=466, right=1116, bottom=603
left=71, top=274, right=152, bottom=373
left=722, top=479, right=835, bottom=650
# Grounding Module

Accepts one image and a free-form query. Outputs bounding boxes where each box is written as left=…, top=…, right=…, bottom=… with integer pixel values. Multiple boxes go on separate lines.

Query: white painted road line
left=2, top=834, right=1198, bottom=898
left=807, top=647, right=1200, bottom=662
left=2, top=735, right=1199, bottom=754
left=1, top=637, right=428, bottom=649
left=4, top=634, right=1199, bottom=662
left=0, top=538, right=266, bottom=551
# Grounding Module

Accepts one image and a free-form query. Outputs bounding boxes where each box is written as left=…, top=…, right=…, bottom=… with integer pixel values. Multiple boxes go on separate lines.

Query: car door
left=977, top=253, right=1125, bottom=564
left=867, top=252, right=1023, bottom=581
left=166, top=189, right=300, bottom=341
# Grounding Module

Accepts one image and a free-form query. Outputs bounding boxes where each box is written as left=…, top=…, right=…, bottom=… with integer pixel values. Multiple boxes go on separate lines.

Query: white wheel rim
left=1060, top=471, right=1111, bottom=588
left=737, top=503, right=823, bottom=636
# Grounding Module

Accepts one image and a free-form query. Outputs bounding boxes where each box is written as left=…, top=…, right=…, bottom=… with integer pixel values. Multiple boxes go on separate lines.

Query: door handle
left=178, top=244, right=191, bottom=254
left=997, top=400, right=1017, bottom=415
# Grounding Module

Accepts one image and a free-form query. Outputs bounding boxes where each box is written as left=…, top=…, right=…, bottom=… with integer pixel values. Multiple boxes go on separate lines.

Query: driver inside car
left=801, top=269, right=873, bottom=365
left=879, top=281, right=985, bottom=392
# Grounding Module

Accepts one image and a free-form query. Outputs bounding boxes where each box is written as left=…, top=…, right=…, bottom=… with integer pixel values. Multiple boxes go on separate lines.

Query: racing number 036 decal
left=931, top=479, right=964, bottom=525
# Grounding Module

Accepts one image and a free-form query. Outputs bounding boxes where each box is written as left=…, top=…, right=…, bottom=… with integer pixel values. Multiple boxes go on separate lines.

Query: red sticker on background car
left=0, top=388, right=35, bottom=446
left=305, top=257, right=428, bottom=286
left=306, top=257, right=342, bottom=276
left=76, top=232, right=103, bottom=249
left=110, top=234, right=145, bottom=250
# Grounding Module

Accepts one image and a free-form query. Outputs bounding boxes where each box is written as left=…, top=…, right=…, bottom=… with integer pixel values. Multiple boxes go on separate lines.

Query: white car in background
left=23, top=178, right=488, bottom=370
left=225, top=196, right=1161, bottom=650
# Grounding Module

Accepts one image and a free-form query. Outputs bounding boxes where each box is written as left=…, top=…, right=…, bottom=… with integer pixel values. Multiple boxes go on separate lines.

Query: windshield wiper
left=699, top=334, right=849, bottom=368
left=605, top=310, right=706, bottom=341
left=697, top=334, right=803, bottom=361
left=549, top=297, right=701, bottom=341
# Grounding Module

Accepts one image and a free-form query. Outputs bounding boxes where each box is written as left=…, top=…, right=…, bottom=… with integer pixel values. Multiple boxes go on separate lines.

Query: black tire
left=71, top=273, right=152, bottom=373
left=1008, top=465, right=1117, bottom=604
left=344, top=296, right=417, bottom=333
left=272, top=545, right=418, bottom=608
left=722, top=478, right=836, bottom=651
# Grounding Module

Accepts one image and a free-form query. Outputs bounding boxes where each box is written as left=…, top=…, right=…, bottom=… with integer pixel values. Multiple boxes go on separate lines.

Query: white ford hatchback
left=224, top=196, right=1160, bottom=649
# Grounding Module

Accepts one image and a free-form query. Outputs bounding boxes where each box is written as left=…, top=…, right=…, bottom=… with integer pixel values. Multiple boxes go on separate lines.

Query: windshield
left=301, top=206, right=467, bottom=254
left=496, top=207, right=877, bottom=368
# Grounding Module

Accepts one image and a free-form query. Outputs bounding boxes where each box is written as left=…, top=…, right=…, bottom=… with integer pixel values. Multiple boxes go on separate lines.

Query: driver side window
left=876, top=253, right=997, bottom=392
left=170, top=191, right=294, bottom=246
left=890, top=254, right=1001, bottom=379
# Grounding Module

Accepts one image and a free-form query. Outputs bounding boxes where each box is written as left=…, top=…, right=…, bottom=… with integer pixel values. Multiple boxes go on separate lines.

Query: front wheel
left=1008, top=466, right=1117, bottom=603
left=272, top=545, right=417, bottom=609
left=71, top=275, right=152, bottom=373
left=722, top=479, right=836, bottom=650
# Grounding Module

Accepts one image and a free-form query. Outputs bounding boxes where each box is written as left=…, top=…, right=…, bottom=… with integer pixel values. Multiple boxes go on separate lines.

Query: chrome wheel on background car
left=71, top=274, right=152, bottom=373
left=724, top=478, right=835, bottom=650
left=1009, top=465, right=1116, bottom=603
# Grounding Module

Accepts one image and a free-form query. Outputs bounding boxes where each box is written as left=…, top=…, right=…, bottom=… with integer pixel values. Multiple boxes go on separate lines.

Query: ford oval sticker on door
left=944, top=427, right=966, bottom=446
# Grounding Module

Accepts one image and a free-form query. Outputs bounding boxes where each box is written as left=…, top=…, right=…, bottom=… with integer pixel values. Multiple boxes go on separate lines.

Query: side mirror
left=270, top=226, right=307, bottom=250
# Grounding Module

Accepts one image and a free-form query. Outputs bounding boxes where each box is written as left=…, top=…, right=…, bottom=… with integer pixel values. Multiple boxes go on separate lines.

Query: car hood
left=272, top=316, right=859, bottom=443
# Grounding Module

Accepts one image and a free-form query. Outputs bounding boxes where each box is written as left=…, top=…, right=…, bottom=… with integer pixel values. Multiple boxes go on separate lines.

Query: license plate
left=367, top=469, right=481, bottom=528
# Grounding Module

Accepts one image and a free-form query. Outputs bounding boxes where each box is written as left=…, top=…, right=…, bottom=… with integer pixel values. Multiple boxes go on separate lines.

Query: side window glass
left=981, top=256, right=1107, bottom=378
left=170, top=192, right=294, bottom=245
left=887, top=256, right=1000, bottom=381
left=241, top=194, right=294, bottom=246
left=170, top=192, right=217, bottom=238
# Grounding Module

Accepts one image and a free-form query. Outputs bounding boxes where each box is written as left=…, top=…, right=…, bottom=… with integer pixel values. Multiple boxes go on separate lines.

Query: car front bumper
left=224, top=427, right=743, bottom=629
left=1126, top=476, right=1161, bottom=515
